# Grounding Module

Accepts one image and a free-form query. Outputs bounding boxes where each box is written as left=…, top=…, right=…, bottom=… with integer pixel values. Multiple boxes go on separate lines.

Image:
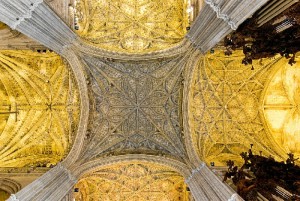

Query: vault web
left=82, top=57, right=186, bottom=160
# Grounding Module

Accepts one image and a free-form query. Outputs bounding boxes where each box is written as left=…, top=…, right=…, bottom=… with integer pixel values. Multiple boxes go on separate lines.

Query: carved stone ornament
left=74, top=162, right=191, bottom=200
left=80, top=55, right=188, bottom=161
left=0, top=50, right=80, bottom=168
left=188, top=50, right=293, bottom=166
left=74, top=0, right=189, bottom=53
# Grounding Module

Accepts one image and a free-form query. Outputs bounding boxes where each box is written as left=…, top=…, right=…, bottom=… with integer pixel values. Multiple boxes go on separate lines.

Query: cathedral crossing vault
left=80, top=55, right=188, bottom=161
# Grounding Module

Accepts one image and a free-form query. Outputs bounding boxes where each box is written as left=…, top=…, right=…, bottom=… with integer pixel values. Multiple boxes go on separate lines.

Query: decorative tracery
left=74, top=163, right=190, bottom=201
left=189, top=50, right=288, bottom=166
left=0, top=50, right=80, bottom=168
left=81, top=56, right=186, bottom=160
left=263, top=55, right=300, bottom=160
left=74, top=0, right=189, bottom=53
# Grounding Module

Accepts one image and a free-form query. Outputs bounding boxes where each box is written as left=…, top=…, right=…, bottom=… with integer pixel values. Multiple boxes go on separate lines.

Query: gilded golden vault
left=0, top=0, right=300, bottom=199
left=74, top=163, right=190, bottom=201
left=74, top=0, right=189, bottom=53
left=188, top=50, right=300, bottom=166
left=0, top=50, right=80, bottom=168
left=262, top=55, right=300, bottom=160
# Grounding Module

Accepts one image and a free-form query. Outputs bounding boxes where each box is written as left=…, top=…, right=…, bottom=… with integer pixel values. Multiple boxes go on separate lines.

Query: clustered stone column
left=7, top=164, right=77, bottom=201
left=186, top=0, right=269, bottom=53
left=185, top=162, right=244, bottom=201
left=0, top=0, right=78, bottom=55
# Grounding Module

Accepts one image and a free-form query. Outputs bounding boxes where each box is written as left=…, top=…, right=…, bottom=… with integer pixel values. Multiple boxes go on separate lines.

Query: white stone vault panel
left=80, top=56, right=187, bottom=161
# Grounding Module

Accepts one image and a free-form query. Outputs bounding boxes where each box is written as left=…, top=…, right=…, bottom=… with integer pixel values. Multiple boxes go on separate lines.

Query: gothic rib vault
left=80, top=55, right=187, bottom=160
left=1, top=0, right=298, bottom=200
left=188, top=50, right=300, bottom=166
left=74, top=162, right=190, bottom=201
left=0, top=50, right=80, bottom=168
left=73, top=0, right=189, bottom=53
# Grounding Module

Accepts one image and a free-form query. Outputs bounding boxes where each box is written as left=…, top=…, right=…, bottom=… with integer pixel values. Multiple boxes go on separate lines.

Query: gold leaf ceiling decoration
left=188, top=50, right=294, bottom=166
left=263, top=55, right=300, bottom=160
left=74, top=0, right=189, bottom=53
left=74, top=163, right=191, bottom=201
left=0, top=50, right=80, bottom=168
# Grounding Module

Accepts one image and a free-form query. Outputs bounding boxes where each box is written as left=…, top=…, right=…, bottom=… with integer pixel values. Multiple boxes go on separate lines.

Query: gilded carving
left=0, top=50, right=80, bottom=168
left=74, top=163, right=191, bottom=201
left=74, top=0, right=188, bottom=53
left=189, top=50, right=287, bottom=165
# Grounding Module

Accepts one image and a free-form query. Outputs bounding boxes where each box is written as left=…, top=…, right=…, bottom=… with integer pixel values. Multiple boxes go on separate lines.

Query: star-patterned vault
left=74, top=162, right=191, bottom=201
left=0, top=50, right=80, bottom=168
left=74, top=0, right=189, bottom=53
left=80, top=55, right=187, bottom=161
left=188, top=50, right=292, bottom=166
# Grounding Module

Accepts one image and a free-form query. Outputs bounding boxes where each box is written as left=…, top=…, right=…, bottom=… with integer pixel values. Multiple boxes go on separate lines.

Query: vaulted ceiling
left=74, top=162, right=190, bottom=201
left=0, top=50, right=80, bottom=168
left=80, top=55, right=187, bottom=161
left=74, top=0, right=189, bottom=53
left=0, top=0, right=299, bottom=200
left=188, top=50, right=300, bottom=166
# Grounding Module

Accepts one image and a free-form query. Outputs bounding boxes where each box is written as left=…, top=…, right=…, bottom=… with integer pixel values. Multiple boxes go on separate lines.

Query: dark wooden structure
left=224, top=1, right=300, bottom=65
left=224, top=148, right=300, bottom=201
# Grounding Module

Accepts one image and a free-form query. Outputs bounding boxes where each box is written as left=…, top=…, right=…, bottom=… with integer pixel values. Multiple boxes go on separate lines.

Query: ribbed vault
left=79, top=55, right=188, bottom=162
left=74, top=0, right=189, bottom=53
left=188, top=50, right=300, bottom=166
left=1, top=0, right=298, bottom=200
left=74, top=162, right=191, bottom=201
left=262, top=54, right=300, bottom=160
left=0, top=50, right=80, bottom=168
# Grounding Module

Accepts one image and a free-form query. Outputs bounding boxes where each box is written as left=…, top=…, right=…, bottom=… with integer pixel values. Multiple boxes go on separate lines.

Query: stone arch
left=72, top=154, right=193, bottom=201
left=260, top=54, right=300, bottom=162
left=73, top=154, right=192, bottom=178
left=183, top=50, right=203, bottom=167
left=59, top=51, right=89, bottom=167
